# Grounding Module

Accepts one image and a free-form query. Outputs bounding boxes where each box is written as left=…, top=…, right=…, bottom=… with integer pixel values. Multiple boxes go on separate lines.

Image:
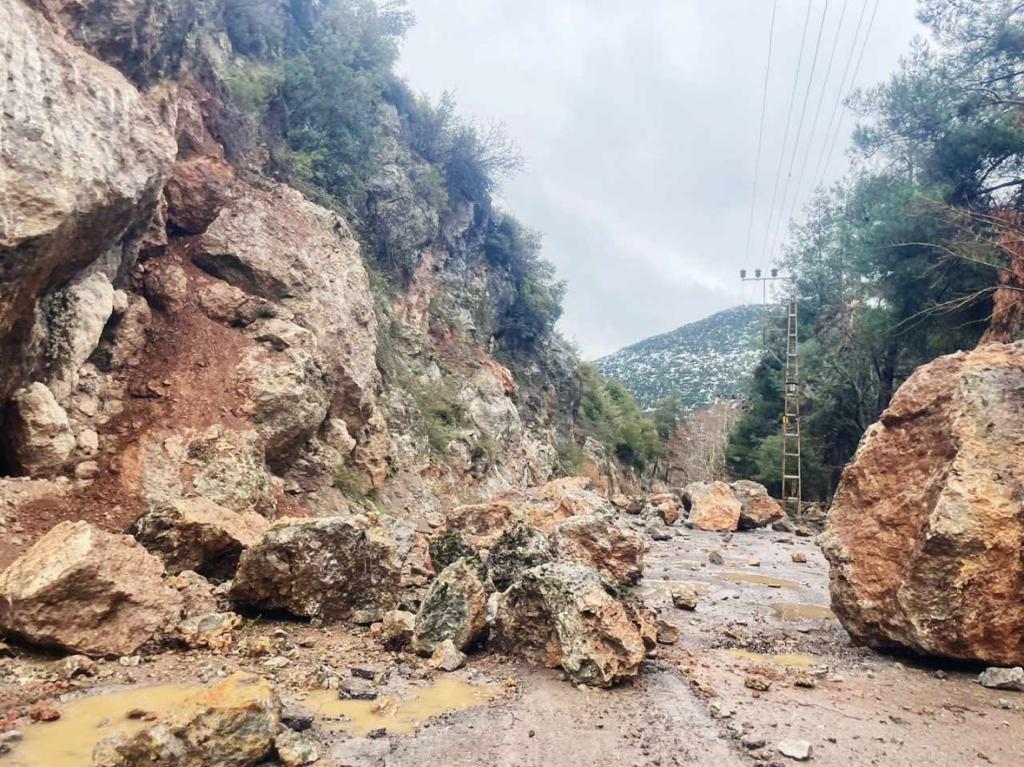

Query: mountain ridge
left=595, top=304, right=766, bottom=409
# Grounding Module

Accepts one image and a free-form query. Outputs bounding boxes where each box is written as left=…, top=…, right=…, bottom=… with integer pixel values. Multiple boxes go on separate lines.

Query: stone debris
left=682, top=481, right=742, bottom=532
left=129, top=498, right=269, bottom=581
left=777, top=739, right=813, bottom=761
left=791, top=551, right=808, bottom=564
left=670, top=584, right=699, bottom=611
left=491, top=562, right=646, bottom=687
left=230, top=516, right=402, bottom=622
left=0, top=521, right=182, bottom=657
left=821, top=342, right=1024, bottom=665
left=3, top=383, right=76, bottom=475
left=730, top=480, right=785, bottom=530
left=550, top=514, right=644, bottom=585
left=413, top=557, right=488, bottom=654
left=486, top=522, right=555, bottom=592
left=275, top=728, right=321, bottom=766
left=978, top=666, right=1024, bottom=692
left=428, top=639, right=467, bottom=671
left=93, top=674, right=280, bottom=767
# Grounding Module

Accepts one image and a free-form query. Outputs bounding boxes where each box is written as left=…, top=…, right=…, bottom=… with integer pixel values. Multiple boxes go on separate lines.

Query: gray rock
left=978, top=666, right=1024, bottom=692
left=428, top=639, right=467, bottom=672
left=414, top=558, right=488, bottom=654
left=231, top=516, right=402, bottom=622
left=487, top=522, right=556, bottom=592
left=778, top=740, right=813, bottom=761
left=4, top=383, right=76, bottom=475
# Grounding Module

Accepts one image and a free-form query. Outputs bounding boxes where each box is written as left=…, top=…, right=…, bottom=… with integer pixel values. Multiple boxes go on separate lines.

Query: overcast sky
left=398, top=0, right=923, bottom=358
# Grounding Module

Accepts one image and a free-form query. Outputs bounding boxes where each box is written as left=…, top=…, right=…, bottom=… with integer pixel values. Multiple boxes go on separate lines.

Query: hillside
left=596, top=305, right=766, bottom=408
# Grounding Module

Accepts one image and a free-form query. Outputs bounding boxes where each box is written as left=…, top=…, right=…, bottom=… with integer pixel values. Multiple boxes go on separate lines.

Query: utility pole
left=739, top=268, right=800, bottom=513
left=781, top=294, right=801, bottom=517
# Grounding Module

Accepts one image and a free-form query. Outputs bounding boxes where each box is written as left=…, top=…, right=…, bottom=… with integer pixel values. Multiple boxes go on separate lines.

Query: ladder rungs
left=783, top=474, right=801, bottom=480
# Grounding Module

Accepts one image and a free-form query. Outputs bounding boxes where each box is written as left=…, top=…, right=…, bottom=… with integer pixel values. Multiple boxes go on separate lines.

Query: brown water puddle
left=5, top=683, right=197, bottom=767
left=770, top=602, right=835, bottom=621
left=723, top=649, right=819, bottom=667
left=304, top=677, right=500, bottom=736
left=719, top=572, right=800, bottom=589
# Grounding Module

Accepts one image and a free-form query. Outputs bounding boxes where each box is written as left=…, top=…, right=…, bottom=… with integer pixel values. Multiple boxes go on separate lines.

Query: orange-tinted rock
left=164, top=157, right=235, bottom=234
left=682, top=481, right=740, bottom=532
left=443, top=500, right=520, bottom=548
left=821, top=342, right=1024, bottom=665
left=730, top=480, right=785, bottom=530
left=550, top=515, right=644, bottom=585
left=0, top=521, right=182, bottom=656
left=647, top=493, right=681, bottom=526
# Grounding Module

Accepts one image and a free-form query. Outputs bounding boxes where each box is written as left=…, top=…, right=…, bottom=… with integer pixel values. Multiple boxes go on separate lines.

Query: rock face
left=93, top=674, right=281, bottom=767
left=230, top=516, right=402, bottom=622
left=3, top=383, right=76, bottom=475
left=413, top=558, right=488, bottom=654
left=0, top=521, right=182, bottom=656
left=491, top=562, right=646, bottom=687
left=129, top=498, right=269, bottom=581
left=682, top=481, right=741, bottom=532
left=821, top=342, right=1024, bottom=666
left=549, top=515, right=644, bottom=586
left=0, top=0, right=174, bottom=402
left=730, top=480, right=785, bottom=530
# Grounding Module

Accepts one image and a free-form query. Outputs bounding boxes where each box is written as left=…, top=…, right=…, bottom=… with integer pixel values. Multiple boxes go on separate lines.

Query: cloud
left=399, top=0, right=922, bottom=357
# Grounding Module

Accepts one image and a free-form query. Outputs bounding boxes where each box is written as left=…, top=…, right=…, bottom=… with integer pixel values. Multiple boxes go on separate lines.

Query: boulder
left=491, top=562, right=646, bottom=687
left=978, top=666, right=1024, bottom=692
left=821, top=342, right=1024, bottom=666
left=549, top=515, right=644, bottom=586
left=428, top=639, right=467, bottom=671
left=443, top=500, right=520, bottom=548
left=3, top=383, right=76, bottom=475
left=487, top=522, right=556, bottom=592
left=195, top=182, right=380, bottom=428
left=183, top=427, right=277, bottom=518
left=93, top=674, right=280, bottom=767
left=379, top=609, right=416, bottom=650
left=427, top=531, right=477, bottom=573
left=164, top=157, right=235, bottom=234
left=230, top=516, right=402, bottom=622
left=413, top=557, right=488, bottom=654
left=0, top=0, right=174, bottom=403
left=730, top=480, right=785, bottom=530
left=44, top=269, right=115, bottom=401
left=647, top=493, right=680, bottom=526
left=670, top=584, right=699, bottom=611
left=177, top=612, right=243, bottom=652
left=129, top=498, right=269, bottom=581
left=682, top=481, right=741, bottom=532
left=0, top=521, right=182, bottom=656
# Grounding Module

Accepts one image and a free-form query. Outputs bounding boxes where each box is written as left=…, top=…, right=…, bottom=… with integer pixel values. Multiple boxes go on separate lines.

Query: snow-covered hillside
left=595, top=305, right=766, bottom=409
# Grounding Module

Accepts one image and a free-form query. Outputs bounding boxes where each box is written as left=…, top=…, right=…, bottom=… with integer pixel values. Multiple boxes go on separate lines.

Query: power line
left=768, top=0, right=831, bottom=264
left=809, top=0, right=871, bottom=195
left=742, top=0, right=779, bottom=271
left=760, top=0, right=814, bottom=270
left=814, top=0, right=882, bottom=191
left=785, top=0, right=851, bottom=235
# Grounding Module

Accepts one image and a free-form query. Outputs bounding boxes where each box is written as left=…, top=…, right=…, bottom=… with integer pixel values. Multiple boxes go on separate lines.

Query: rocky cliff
left=0, top=0, right=602, bottom=566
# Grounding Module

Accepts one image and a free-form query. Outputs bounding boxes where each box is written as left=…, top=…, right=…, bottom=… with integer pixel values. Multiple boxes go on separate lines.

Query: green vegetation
left=728, top=1, right=1024, bottom=500
left=576, top=364, right=666, bottom=474
left=411, top=380, right=467, bottom=455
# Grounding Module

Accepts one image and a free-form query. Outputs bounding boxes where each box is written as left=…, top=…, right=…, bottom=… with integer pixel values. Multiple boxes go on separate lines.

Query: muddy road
left=2, top=526, right=1022, bottom=766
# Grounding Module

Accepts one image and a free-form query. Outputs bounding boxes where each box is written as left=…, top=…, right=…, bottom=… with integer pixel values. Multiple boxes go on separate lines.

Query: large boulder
left=0, top=0, right=174, bottom=402
left=230, top=516, right=402, bottom=622
left=413, top=557, right=489, bottom=654
left=443, top=500, right=520, bottom=548
left=821, top=342, right=1024, bottom=666
left=487, top=522, right=555, bottom=592
left=93, top=674, right=280, bottom=767
left=549, top=515, right=644, bottom=586
left=3, top=382, right=76, bottom=475
left=195, top=182, right=379, bottom=427
left=164, top=157, right=235, bottom=234
left=682, top=481, right=741, bottom=532
left=730, top=480, right=785, bottom=530
left=129, top=498, right=269, bottom=581
left=0, top=521, right=182, bottom=656
left=491, top=562, right=646, bottom=687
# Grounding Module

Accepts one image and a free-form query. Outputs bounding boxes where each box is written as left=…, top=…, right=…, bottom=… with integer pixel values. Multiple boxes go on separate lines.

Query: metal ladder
left=781, top=296, right=801, bottom=516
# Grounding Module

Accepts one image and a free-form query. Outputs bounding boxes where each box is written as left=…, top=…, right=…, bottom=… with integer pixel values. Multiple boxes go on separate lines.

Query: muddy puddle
left=718, top=572, right=801, bottom=589
left=723, top=649, right=819, bottom=667
left=769, top=602, right=835, bottom=621
left=303, top=676, right=500, bottom=736
left=3, top=683, right=196, bottom=767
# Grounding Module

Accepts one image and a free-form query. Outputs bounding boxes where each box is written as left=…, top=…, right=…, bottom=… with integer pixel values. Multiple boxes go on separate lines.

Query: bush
left=411, top=380, right=466, bottom=455
left=576, top=364, right=665, bottom=474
